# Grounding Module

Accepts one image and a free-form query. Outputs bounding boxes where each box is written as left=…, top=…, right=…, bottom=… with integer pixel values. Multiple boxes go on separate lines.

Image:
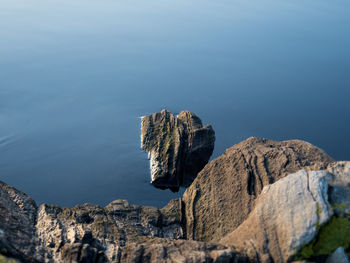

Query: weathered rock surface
left=1, top=137, right=346, bottom=263
left=120, top=240, right=248, bottom=263
left=326, top=247, right=350, bottom=263
left=34, top=199, right=186, bottom=262
left=0, top=181, right=38, bottom=262
left=219, top=170, right=334, bottom=263
left=141, top=110, right=215, bottom=191
left=327, top=161, right=350, bottom=214
left=182, top=137, right=334, bottom=242
left=0, top=182, right=247, bottom=263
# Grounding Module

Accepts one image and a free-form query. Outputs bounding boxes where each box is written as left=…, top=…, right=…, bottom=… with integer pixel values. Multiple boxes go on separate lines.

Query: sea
left=1, top=0, right=349, bottom=207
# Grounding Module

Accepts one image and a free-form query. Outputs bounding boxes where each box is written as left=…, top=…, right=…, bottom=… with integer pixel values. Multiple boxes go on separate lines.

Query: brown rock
left=182, top=137, right=334, bottom=242
left=141, top=110, right=215, bottom=191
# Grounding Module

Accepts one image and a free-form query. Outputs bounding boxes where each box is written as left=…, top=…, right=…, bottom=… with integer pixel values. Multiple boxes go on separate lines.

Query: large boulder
left=182, top=137, right=334, bottom=242
left=219, top=169, right=334, bottom=262
left=141, top=110, right=215, bottom=191
left=219, top=162, right=350, bottom=262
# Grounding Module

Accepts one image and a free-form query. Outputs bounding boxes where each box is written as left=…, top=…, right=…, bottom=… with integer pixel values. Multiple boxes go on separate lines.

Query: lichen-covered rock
left=182, top=137, right=334, bottom=242
left=141, top=110, right=215, bottom=191
left=219, top=170, right=334, bottom=263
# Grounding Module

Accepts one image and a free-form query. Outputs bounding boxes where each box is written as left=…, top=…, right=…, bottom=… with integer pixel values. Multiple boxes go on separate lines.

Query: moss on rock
left=295, top=215, right=350, bottom=260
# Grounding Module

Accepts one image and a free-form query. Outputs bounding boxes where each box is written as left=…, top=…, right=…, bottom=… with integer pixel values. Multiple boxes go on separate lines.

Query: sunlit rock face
left=220, top=169, right=333, bottom=263
left=141, top=109, right=215, bottom=191
left=182, top=137, right=334, bottom=242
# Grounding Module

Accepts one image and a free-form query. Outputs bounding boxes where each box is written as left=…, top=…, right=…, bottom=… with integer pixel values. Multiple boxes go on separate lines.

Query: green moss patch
left=0, top=255, right=20, bottom=263
left=295, top=215, right=350, bottom=260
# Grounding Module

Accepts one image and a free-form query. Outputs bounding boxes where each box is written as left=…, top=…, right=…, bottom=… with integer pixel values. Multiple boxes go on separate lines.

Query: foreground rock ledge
left=0, top=182, right=248, bottom=263
left=141, top=109, right=215, bottom=191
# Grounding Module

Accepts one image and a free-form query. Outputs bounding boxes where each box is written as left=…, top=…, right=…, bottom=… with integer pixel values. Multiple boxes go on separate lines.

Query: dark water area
left=1, top=0, right=350, bottom=208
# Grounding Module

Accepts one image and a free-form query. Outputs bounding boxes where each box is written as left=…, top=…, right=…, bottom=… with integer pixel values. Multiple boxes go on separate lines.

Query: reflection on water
left=0, top=0, right=350, bottom=207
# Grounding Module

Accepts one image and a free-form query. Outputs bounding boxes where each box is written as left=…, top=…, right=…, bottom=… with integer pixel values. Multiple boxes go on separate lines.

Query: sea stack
left=141, top=110, right=215, bottom=191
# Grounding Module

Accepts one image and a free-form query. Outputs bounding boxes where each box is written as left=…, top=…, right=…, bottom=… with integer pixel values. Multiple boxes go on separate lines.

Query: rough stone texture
left=34, top=199, right=184, bottom=262
left=0, top=181, right=248, bottom=263
left=326, top=247, right=350, bottom=263
left=141, top=110, right=215, bottom=191
left=121, top=240, right=249, bottom=263
left=182, top=137, right=334, bottom=242
left=219, top=170, right=333, bottom=263
left=327, top=161, right=350, bottom=214
left=0, top=181, right=38, bottom=262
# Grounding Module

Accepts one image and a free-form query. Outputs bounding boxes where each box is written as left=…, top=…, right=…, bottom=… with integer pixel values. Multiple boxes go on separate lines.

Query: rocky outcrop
left=0, top=181, right=247, bottom=263
left=2, top=137, right=347, bottom=263
left=141, top=110, right=215, bottom=191
left=34, top=199, right=185, bottom=262
left=219, top=170, right=334, bottom=263
left=182, top=137, right=334, bottom=242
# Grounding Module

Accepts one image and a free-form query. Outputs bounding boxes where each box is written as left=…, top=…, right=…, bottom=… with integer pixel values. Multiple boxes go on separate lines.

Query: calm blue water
left=1, top=0, right=350, bottom=207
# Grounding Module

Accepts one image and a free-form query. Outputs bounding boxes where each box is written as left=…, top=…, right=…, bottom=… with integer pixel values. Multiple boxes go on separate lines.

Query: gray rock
left=120, top=240, right=249, bottom=263
left=0, top=179, right=249, bottom=263
left=327, top=161, right=350, bottom=214
left=219, top=170, right=334, bottom=263
left=141, top=110, right=215, bottom=191
left=326, top=247, right=350, bottom=263
left=0, top=181, right=38, bottom=262
left=34, top=199, right=184, bottom=262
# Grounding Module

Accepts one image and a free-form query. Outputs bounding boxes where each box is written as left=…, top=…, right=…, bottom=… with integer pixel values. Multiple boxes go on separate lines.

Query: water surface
left=1, top=0, right=350, bottom=207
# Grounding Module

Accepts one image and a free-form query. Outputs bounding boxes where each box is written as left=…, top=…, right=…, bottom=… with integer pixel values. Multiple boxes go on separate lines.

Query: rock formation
left=3, top=136, right=350, bottom=263
left=141, top=110, right=215, bottom=191
left=219, top=169, right=334, bottom=262
left=182, top=137, right=334, bottom=242
left=0, top=181, right=247, bottom=263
